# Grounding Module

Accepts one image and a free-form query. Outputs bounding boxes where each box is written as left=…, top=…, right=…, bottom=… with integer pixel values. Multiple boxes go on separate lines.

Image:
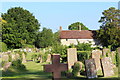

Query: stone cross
left=92, top=50, right=102, bottom=71
left=85, top=58, right=97, bottom=78
left=67, top=48, right=77, bottom=69
left=44, top=54, right=68, bottom=79
left=101, top=57, right=114, bottom=77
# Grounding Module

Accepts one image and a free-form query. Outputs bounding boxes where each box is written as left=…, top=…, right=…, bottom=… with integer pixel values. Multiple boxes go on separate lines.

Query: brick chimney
left=59, top=26, right=62, bottom=31
left=78, top=25, right=81, bottom=31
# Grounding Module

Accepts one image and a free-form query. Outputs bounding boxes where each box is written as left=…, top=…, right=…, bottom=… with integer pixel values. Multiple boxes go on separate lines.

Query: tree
left=96, top=7, right=120, bottom=49
left=68, top=22, right=89, bottom=30
left=35, top=27, right=54, bottom=48
left=2, top=7, right=40, bottom=49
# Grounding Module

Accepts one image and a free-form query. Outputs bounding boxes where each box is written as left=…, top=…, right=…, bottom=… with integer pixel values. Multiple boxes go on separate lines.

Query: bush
left=10, top=59, right=26, bottom=71
left=72, top=62, right=82, bottom=77
left=51, top=42, right=68, bottom=63
left=76, top=42, right=92, bottom=51
left=77, top=51, right=91, bottom=63
left=31, top=52, right=48, bottom=63
left=0, top=42, right=7, bottom=52
left=22, top=44, right=35, bottom=48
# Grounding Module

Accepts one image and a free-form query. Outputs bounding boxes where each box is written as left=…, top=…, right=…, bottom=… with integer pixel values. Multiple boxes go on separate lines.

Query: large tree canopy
left=68, top=22, right=89, bottom=30
left=35, top=27, right=54, bottom=48
left=2, top=7, right=40, bottom=49
left=35, top=27, right=60, bottom=48
left=96, top=7, right=120, bottom=49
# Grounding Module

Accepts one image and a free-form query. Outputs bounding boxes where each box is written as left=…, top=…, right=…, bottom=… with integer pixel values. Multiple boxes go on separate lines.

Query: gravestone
left=101, top=57, right=114, bottom=77
left=3, top=62, right=12, bottom=71
left=16, top=54, right=20, bottom=59
left=67, top=48, right=77, bottom=69
left=102, top=48, right=110, bottom=56
left=11, top=54, right=16, bottom=61
left=2, top=54, right=9, bottom=61
left=44, top=54, right=68, bottom=79
left=85, top=59, right=97, bottom=78
left=92, top=50, right=102, bottom=71
left=46, top=54, right=51, bottom=63
left=22, top=53, right=26, bottom=63
left=111, top=51, right=116, bottom=68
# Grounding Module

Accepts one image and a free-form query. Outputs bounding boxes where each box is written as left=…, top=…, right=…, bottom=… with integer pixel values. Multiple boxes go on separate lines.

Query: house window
left=66, top=39, right=68, bottom=41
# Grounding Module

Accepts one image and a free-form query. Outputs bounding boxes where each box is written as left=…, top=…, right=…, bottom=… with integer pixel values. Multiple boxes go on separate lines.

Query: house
left=59, top=26, right=99, bottom=47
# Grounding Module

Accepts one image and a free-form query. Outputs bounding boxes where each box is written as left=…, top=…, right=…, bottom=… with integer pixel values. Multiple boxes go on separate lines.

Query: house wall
left=60, top=39, right=97, bottom=47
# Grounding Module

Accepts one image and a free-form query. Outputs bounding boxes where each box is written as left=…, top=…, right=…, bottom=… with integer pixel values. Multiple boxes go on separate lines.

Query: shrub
left=10, top=59, right=26, bottom=71
left=51, top=42, right=68, bottom=63
left=77, top=51, right=91, bottom=63
left=22, top=44, right=35, bottom=48
left=76, top=42, right=92, bottom=51
left=0, top=42, right=7, bottom=52
left=72, top=62, right=82, bottom=77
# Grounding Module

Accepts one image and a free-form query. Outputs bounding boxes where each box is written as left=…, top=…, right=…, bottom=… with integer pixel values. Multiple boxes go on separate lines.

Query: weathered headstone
left=101, top=57, right=114, bottom=77
left=2, top=54, right=9, bottom=61
left=11, top=54, right=16, bottom=61
left=111, top=51, right=116, bottom=68
left=85, top=58, right=97, bottom=78
left=92, top=50, right=102, bottom=71
left=44, top=54, right=68, bottom=79
left=3, top=62, right=12, bottom=71
left=46, top=54, right=51, bottom=63
left=67, top=48, right=77, bottom=69
left=102, top=48, right=110, bottom=56
left=22, top=53, right=26, bottom=63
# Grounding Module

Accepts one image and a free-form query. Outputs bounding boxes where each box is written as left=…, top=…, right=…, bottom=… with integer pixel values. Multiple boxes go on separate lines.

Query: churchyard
left=0, top=46, right=120, bottom=80
left=1, top=5, right=120, bottom=80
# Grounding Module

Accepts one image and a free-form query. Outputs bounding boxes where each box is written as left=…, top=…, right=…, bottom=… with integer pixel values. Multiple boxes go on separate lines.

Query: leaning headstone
left=46, top=54, right=51, bottom=63
left=102, top=48, right=110, bottom=57
left=85, top=58, right=97, bottom=78
left=92, top=50, right=102, bottom=71
left=44, top=54, right=68, bottom=79
left=101, top=57, right=114, bottom=77
left=22, top=53, right=26, bottom=63
left=67, top=48, right=77, bottom=69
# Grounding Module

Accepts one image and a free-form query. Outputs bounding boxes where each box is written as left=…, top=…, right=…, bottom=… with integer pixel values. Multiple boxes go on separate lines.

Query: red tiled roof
left=60, top=30, right=95, bottom=39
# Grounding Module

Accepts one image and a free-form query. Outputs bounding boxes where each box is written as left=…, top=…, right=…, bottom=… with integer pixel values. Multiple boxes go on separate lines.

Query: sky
left=1, top=2, right=119, bottom=32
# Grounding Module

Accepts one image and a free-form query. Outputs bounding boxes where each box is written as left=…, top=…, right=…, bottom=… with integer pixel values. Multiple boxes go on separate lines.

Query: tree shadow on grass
left=2, top=70, right=120, bottom=80
left=2, top=70, right=52, bottom=78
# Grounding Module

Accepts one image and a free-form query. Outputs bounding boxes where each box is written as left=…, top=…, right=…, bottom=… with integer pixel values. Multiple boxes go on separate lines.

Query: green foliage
left=8, top=59, right=26, bottom=72
left=0, top=42, right=7, bottom=52
left=22, top=44, right=35, bottom=48
left=77, top=51, right=91, bottom=63
left=72, top=62, right=81, bottom=77
left=51, top=42, right=68, bottom=62
left=35, top=27, right=58, bottom=48
left=96, top=7, right=120, bottom=49
left=76, top=42, right=92, bottom=51
left=31, top=52, right=48, bottom=63
left=2, top=7, right=40, bottom=49
left=68, top=22, right=89, bottom=30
